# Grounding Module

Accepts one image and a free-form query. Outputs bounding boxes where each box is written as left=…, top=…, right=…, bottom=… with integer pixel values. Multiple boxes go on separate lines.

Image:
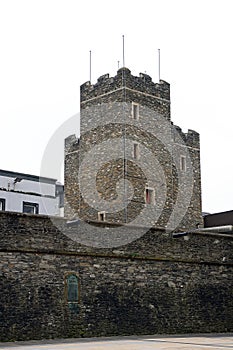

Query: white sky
left=0, top=0, right=232, bottom=214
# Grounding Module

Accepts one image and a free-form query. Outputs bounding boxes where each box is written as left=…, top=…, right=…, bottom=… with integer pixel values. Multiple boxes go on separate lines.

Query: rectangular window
left=23, top=202, right=39, bottom=214
left=132, top=102, right=139, bottom=120
left=0, top=198, right=6, bottom=211
left=180, top=156, right=186, bottom=171
left=133, top=143, right=139, bottom=160
left=145, top=188, right=155, bottom=205
left=98, top=211, right=106, bottom=221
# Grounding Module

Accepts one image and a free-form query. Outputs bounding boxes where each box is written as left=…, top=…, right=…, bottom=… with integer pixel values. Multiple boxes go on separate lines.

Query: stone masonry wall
left=0, top=211, right=233, bottom=341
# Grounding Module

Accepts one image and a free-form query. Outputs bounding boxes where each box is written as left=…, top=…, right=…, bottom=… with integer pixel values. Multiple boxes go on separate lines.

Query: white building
left=0, top=169, right=64, bottom=216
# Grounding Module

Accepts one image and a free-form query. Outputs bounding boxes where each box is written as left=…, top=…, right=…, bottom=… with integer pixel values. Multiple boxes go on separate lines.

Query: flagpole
left=158, top=48, right=160, bottom=82
left=122, top=35, right=125, bottom=68
left=89, top=50, right=92, bottom=83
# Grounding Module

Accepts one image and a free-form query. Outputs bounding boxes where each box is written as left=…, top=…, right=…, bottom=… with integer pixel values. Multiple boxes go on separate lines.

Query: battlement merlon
left=65, top=134, right=79, bottom=155
left=80, top=67, right=170, bottom=103
left=173, top=125, right=200, bottom=149
left=185, top=129, right=200, bottom=148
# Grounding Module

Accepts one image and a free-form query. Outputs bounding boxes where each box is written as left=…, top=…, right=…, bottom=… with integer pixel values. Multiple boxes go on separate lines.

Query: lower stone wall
left=0, top=212, right=233, bottom=341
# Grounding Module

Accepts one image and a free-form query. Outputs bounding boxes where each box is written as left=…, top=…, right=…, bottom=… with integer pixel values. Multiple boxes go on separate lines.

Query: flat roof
left=0, top=169, right=57, bottom=184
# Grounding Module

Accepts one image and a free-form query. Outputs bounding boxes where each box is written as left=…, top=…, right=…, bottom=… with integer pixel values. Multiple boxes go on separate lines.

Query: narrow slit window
left=98, top=211, right=106, bottom=221
left=0, top=198, right=6, bottom=211
left=145, top=188, right=155, bottom=205
left=180, top=156, right=186, bottom=171
left=132, top=103, right=139, bottom=120
left=133, top=143, right=139, bottom=160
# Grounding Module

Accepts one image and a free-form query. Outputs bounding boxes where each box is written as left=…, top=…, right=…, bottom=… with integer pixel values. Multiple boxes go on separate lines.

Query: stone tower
left=65, top=67, right=202, bottom=231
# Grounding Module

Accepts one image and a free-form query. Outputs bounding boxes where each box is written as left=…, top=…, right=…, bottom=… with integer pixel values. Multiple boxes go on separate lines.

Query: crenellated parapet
left=173, top=125, right=200, bottom=148
left=81, top=67, right=170, bottom=103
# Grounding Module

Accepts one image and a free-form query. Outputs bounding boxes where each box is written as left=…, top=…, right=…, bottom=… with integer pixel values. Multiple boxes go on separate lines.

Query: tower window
left=0, top=198, right=6, bottom=211
left=23, top=202, right=39, bottom=214
left=133, top=143, right=140, bottom=160
left=145, top=188, right=155, bottom=205
left=98, top=211, right=106, bottom=221
left=180, top=156, right=186, bottom=171
left=132, top=102, right=139, bottom=120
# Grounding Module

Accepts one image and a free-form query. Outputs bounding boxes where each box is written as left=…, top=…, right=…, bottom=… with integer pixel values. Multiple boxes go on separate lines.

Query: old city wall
left=0, top=211, right=233, bottom=341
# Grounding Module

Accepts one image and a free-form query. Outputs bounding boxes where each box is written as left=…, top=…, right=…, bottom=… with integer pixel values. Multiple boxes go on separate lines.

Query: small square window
left=23, top=202, right=39, bottom=214
left=132, top=102, right=139, bottom=120
left=133, top=143, right=140, bottom=160
left=98, top=211, right=106, bottom=221
left=145, top=188, right=155, bottom=205
left=0, top=198, right=6, bottom=211
left=180, top=156, right=186, bottom=171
